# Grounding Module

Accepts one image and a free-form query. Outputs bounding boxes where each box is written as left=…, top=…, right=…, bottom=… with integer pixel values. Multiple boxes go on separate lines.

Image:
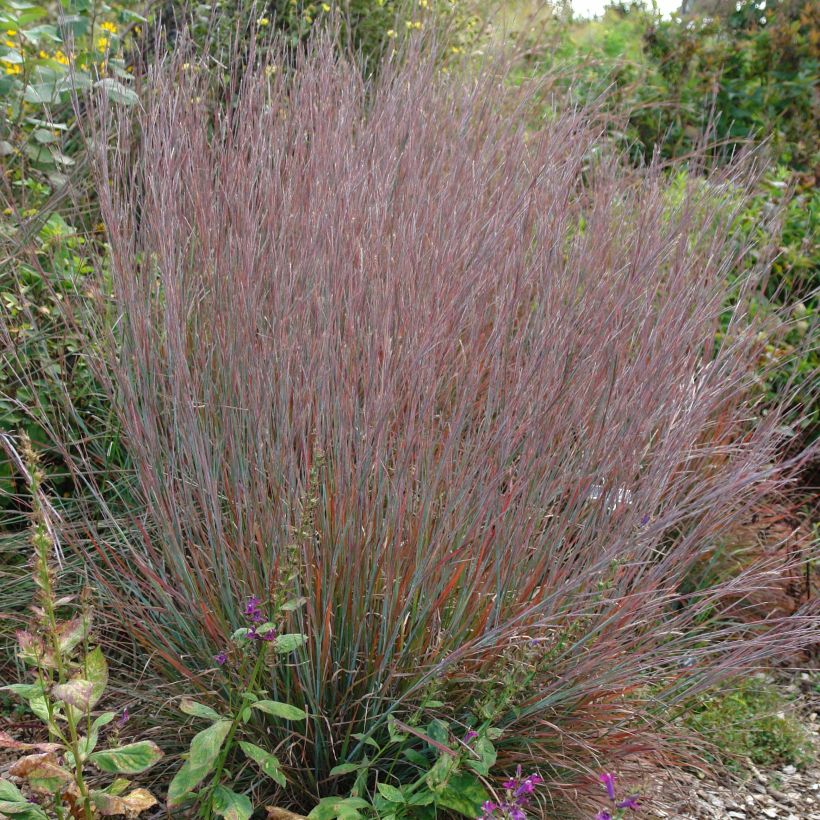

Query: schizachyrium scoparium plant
left=33, top=32, right=818, bottom=814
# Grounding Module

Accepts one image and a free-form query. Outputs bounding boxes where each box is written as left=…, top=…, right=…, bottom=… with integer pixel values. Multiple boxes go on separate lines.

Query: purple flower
left=616, top=795, right=640, bottom=810
left=214, top=650, right=228, bottom=666
left=116, top=706, right=130, bottom=727
left=464, top=729, right=479, bottom=743
left=599, top=772, right=616, bottom=801
left=480, top=801, right=498, bottom=818
left=640, top=513, right=650, bottom=526
left=244, top=595, right=264, bottom=623
left=595, top=812, right=612, bottom=820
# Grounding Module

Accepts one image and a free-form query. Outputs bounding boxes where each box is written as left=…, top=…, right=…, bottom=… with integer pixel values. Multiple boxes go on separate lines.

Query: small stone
left=761, top=809, right=779, bottom=819
left=727, top=812, right=747, bottom=818
left=783, top=765, right=796, bottom=776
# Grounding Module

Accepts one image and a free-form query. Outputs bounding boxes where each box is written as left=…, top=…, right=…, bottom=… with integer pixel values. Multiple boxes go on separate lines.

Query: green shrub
left=683, top=676, right=815, bottom=770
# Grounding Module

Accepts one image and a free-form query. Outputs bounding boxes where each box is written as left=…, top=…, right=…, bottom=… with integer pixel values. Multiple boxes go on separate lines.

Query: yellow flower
left=419, top=0, right=428, bottom=7
left=6, top=29, right=16, bottom=36
left=96, top=36, right=109, bottom=52
left=386, top=28, right=397, bottom=37
left=321, top=2, right=331, bottom=10
left=3, top=39, right=14, bottom=48
left=100, top=21, right=118, bottom=34
left=4, top=64, right=21, bottom=75
left=54, top=50, right=70, bottom=65
left=39, top=50, right=49, bottom=59
left=265, top=64, right=277, bottom=77
left=3, top=207, right=13, bottom=215
left=258, top=16, right=270, bottom=26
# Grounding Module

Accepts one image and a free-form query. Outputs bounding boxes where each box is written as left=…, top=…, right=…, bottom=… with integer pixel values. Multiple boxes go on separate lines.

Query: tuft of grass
left=12, top=33, right=818, bottom=812
left=683, top=676, right=815, bottom=771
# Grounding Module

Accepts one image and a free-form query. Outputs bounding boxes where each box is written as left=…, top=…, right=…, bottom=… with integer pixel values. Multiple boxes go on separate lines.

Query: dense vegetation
left=1, top=1, right=817, bottom=818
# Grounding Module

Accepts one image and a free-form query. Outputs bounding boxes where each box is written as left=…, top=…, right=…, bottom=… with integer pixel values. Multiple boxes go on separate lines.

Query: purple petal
left=616, top=795, right=640, bottom=810
left=599, top=772, right=616, bottom=801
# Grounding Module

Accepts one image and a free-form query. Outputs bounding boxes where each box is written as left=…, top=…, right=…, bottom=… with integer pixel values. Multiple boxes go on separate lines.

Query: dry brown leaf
left=0, top=731, right=61, bottom=752
left=266, top=808, right=308, bottom=820
left=92, top=787, right=158, bottom=816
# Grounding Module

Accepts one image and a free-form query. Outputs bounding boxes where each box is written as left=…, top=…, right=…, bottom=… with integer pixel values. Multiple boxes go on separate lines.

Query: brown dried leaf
left=0, top=730, right=61, bottom=752
left=9, top=752, right=72, bottom=793
left=92, top=788, right=158, bottom=816
left=266, top=808, right=308, bottom=820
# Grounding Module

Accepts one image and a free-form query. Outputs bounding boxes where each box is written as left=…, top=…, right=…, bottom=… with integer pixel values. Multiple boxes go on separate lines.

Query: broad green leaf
left=52, top=679, right=93, bottom=711
left=88, top=741, right=163, bottom=774
left=464, top=737, right=496, bottom=776
left=435, top=773, right=489, bottom=817
left=376, top=783, right=405, bottom=803
left=308, top=796, right=371, bottom=820
left=167, top=720, right=231, bottom=806
left=95, top=77, right=137, bottom=106
left=212, top=785, right=253, bottom=820
left=272, top=633, right=306, bottom=653
left=179, top=698, right=221, bottom=721
left=85, top=646, right=108, bottom=708
left=23, top=83, right=59, bottom=104
left=0, top=779, right=27, bottom=803
left=252, top=700, right=307, bottom=721
left=238, top=741, right=286, bottom=787
left=0, top=49, right=23, bottom=64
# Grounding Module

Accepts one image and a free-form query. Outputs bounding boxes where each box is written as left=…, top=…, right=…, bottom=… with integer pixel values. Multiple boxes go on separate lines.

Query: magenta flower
left=214, top=650, right=228, bottom=665
left=595, top=812, right=612, bottom=820
left=616, top=796, right=640, bottom=810
left=464, top=729, right=479, bottom=743
left=116, top=706, right=130, bottom=727
left=599, top=772, right=616, bottom=801
left=244, top=595, right=264, bottom=623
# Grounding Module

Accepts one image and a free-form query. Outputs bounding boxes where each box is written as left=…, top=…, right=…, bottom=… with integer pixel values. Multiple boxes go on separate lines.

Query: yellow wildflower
left=39, top=50, right=49, bottom=59
left=54, top=50, right=70, bottom=65
left=100, top=21, right=118, bottom=34
left=258, top=16, right=270, bottom=26
left=419, top=0, right=428, bottom=7
left=3, top=207, right=13, bottom=215
left=321, top=2, right=331, bottom=10
left=265, top=64, right=277, bottom=77
left=4, top=64, right=21, bottom=75
left=3, top=39, right=14, bottom=48
left=96, top=36, right=109, bottom=52
left=386, top=28, right=397, bottom=37
left=413, top=20, right=422, bottom=28
left=6, top=29, right=16, bottom=36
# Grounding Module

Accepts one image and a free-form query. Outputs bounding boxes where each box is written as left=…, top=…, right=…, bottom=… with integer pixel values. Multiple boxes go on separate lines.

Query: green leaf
left=329, top=762, right=363, bottom=776
left=95, top=77, right=137, bottom=106
left=281, top=596, right=307, bottom=611
left=167, top=720, right=231, bottom=806
left=308, top=796, right=371, bottom=820
left=88, top=741, right=163, bottom=774
left=238, top=742, right=286, bottom=787
left=23, top=83, right=59, bottom=104
left=85, top=646, right=108, bottom=708
left=435, top=773, right=489, bottom=817
left=464, top=737, right=496, bottom=777
left=212, top=785, right=253, bottom=820
left=272, top=633, right=307, bottom=653
left=0, top=778, right=27, bottom=803
left=376, top=783, right=405, bottom=804
left=179, top=698, right=221, bottom=721
left=252, top=700, right=307, bottom=721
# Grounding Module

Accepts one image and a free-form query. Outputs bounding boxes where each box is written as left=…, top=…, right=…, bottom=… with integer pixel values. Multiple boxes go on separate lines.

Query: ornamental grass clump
left=75, top=35, right=816, bottom=812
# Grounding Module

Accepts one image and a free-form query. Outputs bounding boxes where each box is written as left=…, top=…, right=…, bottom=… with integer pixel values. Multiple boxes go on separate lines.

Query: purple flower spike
left=116, top=706, right=130, bottom=727
left=244, top=595, right=264, bottom=623
left=596, top=812, right=613, bottom=820
left=214, top=650, right=228, bottom=666
left=616, top=795, right=640, bottom=810
left=464, top=729, right=478, bottom=743
left=599, top=772, right=616, bottom=801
